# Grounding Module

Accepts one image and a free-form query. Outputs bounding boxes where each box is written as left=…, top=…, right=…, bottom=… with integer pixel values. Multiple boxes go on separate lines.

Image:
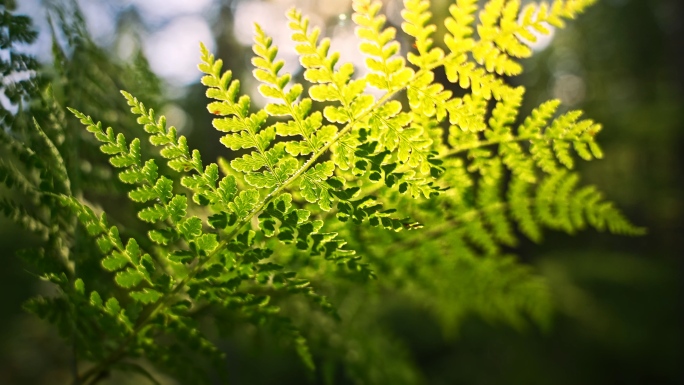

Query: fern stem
left=442, top=135, right=536, bottom=158
left=247, top=126, right=282, bottom=184
left=385, top=201, right=511, bottom=254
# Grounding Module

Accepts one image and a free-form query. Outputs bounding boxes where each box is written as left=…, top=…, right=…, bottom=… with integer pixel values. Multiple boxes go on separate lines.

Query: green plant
left=1, top=0, right=644, bottom=384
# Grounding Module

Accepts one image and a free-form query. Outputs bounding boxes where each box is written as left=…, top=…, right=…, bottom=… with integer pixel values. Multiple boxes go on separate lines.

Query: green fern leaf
left=130, top=289, right=163, bottom=304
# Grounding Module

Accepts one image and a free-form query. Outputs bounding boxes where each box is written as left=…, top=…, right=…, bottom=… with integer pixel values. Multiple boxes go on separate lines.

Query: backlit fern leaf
left=199, top=43, right=295, bottom=191
left=448, top=92, right=604, bottom=175
left=402, top=0, right=446, bottom=70
left=120, top=91, right=240, bottom=213
left=354, top=0, right=415, bottom=92
left=441, top=169, right=643, bottom=254
left=440, top=0, right=597, bottom=99
left=253, top=25, right=335, bottom=157
left=1, top=1, right=647, bottom=383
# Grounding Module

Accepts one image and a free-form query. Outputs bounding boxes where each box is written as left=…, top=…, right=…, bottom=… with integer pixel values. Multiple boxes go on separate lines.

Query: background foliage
left=1, top=0, right=682, bottom=384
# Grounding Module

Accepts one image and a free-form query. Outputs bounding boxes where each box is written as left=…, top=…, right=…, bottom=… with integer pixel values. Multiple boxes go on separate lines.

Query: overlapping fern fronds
left=0, top=0, right=644, bottom=384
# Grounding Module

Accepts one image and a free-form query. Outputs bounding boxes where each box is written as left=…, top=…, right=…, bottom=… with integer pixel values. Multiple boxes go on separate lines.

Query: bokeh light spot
left=143, top=16, right=215, bottom=85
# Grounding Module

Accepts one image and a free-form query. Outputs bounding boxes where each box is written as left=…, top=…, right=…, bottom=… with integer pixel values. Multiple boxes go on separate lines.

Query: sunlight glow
left=126, top=0, right=214, bottom=19
left=143, top=16, right=215, bottom=85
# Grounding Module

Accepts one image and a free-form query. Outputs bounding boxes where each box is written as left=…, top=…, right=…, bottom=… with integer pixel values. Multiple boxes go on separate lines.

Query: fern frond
left=431, top=168, right=643, bottom=256
left=0, top=128, right=44, bottom=174
left=447, top=92, right=488, bottom=133
left=354, top=0, right=415, bottom=92
left=0, top=158, right=40, bottom=200
left=440, top=0, right=597, bottom=99
left=486, top=86, right=537, bottom=182
left=199, top=43, right=295, bottom=193
left=200, top=26, right=385, bottom=276
left=402, top=0, right=446, bottom=69
left=0, top=197, right=50, bottom=237
left=352, top=1, right=438, bottom=177
left=443, top=0, right=511, bottom=100
left=59, top=196, right=165, bottom=300
left=71, top=82, right=381, bottom=376
left=289, top=8, right=373, bottom=116
left=474, top=0, right=598, bottom=76
left=32, top=119, right=71, bottom=194
left=447, top=95, right=603, bottom=178
left=476, top=158, right=517, bottom=246
left=425, top=253, right=552, bottom=332
left=532, top=171, right=645, bottom=236
left=402, top=0, right=454, bottom=127
left=252, top=25, right=335, bottom=158
left=121, top=91, right=239, bottom=210
left=6, top=1, right=648, bottom=383
left=68, top=108, right=208, bottom=269
left=406, top=70, right=453, bottom=124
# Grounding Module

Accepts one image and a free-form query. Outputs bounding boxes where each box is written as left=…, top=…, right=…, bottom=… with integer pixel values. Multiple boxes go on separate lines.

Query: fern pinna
left=0, top=0, right=644, bottom=383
